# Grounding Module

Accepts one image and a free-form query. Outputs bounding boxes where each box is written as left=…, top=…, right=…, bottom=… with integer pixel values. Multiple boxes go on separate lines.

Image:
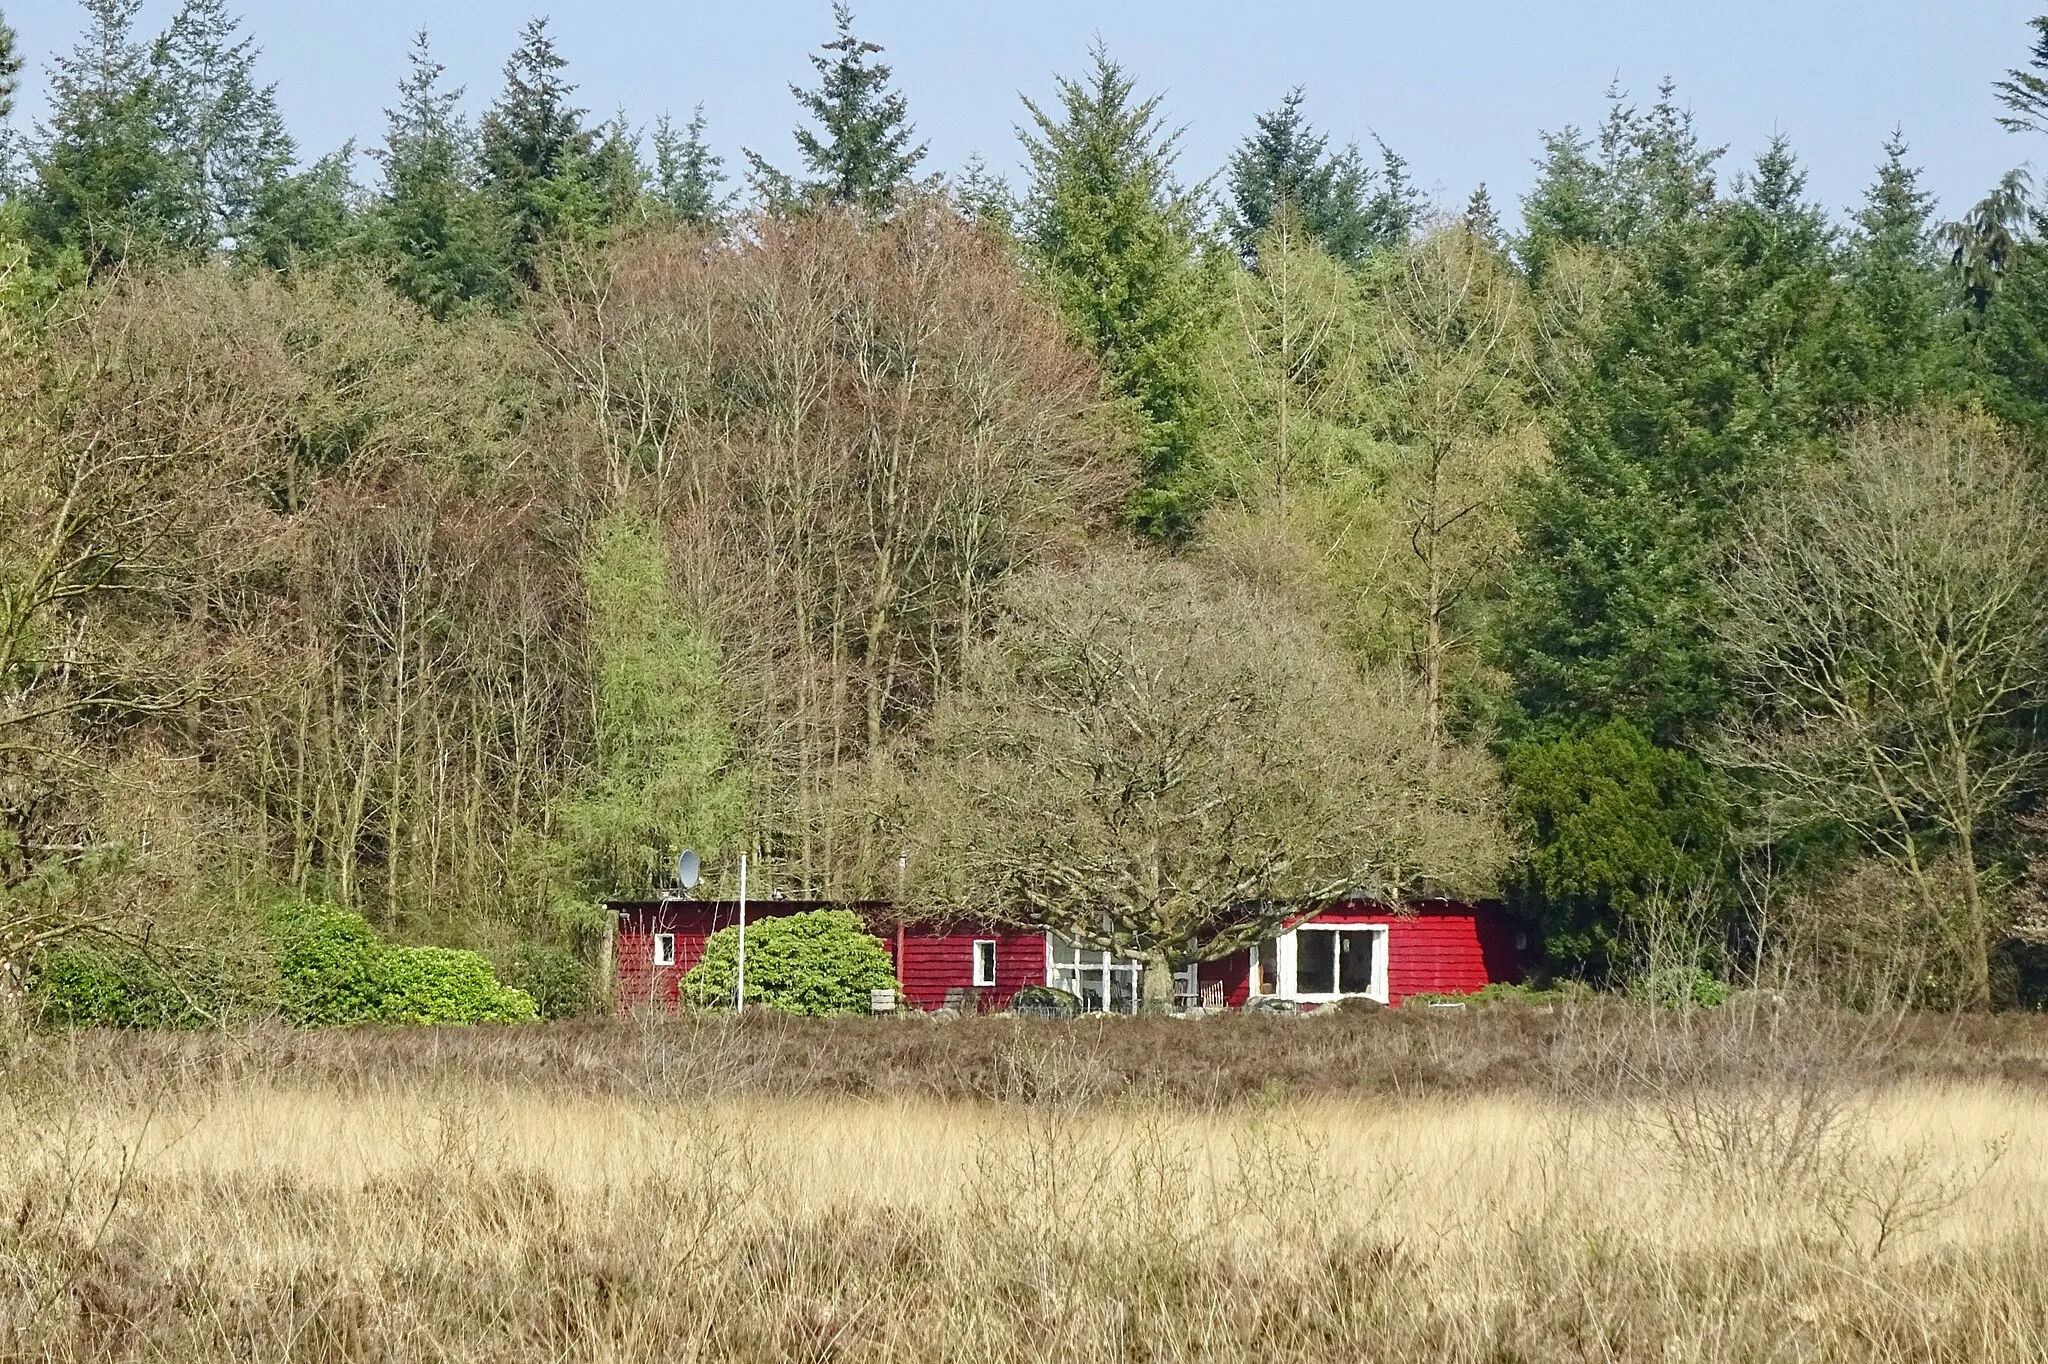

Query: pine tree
left=1847, top=133, right=1957, bottom=410
left=0, top=9, right=22, bottom=122
left=1020, top=44, right=1218, bottom=535
left=478, top=18, right=626, bottom=281
left=647, top=107, right=726, bottom=227
left=25, top=0, right=199, bottom=272
left=158, top=0, right=294, bottom=251
left=1226, top=90, right=1409, bottom=265
left=371, top=32, right=509, bottom=317
left=750, top=4, right=924, bottom=215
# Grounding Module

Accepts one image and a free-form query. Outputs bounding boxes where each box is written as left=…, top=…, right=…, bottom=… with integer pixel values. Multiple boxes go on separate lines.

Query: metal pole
left=736, top=851, right=748, bottom=1013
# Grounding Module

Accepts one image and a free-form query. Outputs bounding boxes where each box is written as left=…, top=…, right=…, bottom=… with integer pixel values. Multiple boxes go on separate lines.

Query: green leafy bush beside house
left=680, top=910, right=899, bottom=1016
left=269, top=901, right=536, bottom=1025
left=36, top=902, right=536, bottom=1028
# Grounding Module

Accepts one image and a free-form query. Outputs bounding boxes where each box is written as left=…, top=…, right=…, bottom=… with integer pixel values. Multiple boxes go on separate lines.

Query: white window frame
left=653, top=933, right=677, bottom=967
left=972, top=939, right=998, bottom=987
left=1044, top=934, right=1200, bottom=1013
left=1253, top=924, right=1389, bottom=1004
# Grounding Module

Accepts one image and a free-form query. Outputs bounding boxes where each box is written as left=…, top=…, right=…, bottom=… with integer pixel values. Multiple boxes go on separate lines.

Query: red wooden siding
left=895, top=923, right=1046, bottom=1011
left=1202, top=900, right=1522, bottom=1007
left=613, top=899, right=1519, bottom=1014
left=612, top=902, right=1047, bottom=1014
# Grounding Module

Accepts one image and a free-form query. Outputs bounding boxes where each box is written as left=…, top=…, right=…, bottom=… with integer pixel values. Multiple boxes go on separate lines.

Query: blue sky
left=4, top=0, right=2042, bottom=225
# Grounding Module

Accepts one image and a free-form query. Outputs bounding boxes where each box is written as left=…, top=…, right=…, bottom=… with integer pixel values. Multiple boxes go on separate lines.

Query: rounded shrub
left=1636, top=966, right=1731, bottom=1010
left=681, top=910, right=898, bottom=1016
left=32, top=941, right=253, bottom=1029
left=267, top=900, right=536, bottom=1026
left=269, top=901, right=389, bottom=1026
left=33, top=946, right=139, bottom=1027
left=379, top=947, right=538, bottom=1024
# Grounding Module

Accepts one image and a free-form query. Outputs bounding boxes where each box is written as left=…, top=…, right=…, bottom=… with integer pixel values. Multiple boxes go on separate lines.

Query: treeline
left=5, top=1, right=2048, bottom=1014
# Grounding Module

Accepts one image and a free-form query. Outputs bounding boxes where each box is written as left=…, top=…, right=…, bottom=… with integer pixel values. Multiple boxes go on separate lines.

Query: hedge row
left=35, top=901, right=538, bottom=1028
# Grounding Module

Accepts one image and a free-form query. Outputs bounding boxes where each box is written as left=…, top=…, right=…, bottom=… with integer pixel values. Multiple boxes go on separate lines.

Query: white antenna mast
left=735, top=851, right=748, bottom=1013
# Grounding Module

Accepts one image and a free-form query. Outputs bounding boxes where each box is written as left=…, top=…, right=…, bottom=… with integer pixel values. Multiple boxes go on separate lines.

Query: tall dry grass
left=3, top=1008, right=2046, bottom=1361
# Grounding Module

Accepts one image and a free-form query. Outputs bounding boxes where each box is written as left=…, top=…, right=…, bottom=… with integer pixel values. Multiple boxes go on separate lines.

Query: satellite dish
left=676, top=850, right=701, bottom=891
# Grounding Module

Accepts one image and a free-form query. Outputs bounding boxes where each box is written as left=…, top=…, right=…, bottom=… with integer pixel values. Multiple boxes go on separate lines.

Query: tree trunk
left=1139, top=949, right=1176, bottom=1015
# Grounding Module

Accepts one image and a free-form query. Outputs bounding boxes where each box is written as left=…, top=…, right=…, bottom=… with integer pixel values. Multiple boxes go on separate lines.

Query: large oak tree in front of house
left=910, top=556, right=1510, bottom=1011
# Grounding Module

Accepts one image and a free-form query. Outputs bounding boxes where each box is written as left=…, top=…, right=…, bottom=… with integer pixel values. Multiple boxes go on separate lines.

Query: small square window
left=972, top=940, right=997, bottom=987
left=653, top=933, right=677, bottom=967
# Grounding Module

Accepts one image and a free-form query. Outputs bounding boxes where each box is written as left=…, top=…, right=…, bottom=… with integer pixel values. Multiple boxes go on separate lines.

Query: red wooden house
left=612, top=898, right=1524, bottom=1014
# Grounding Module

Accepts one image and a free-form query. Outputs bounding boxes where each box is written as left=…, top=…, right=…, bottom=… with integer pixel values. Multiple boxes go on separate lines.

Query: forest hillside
left=7, top=1, right=2048, bottom=1015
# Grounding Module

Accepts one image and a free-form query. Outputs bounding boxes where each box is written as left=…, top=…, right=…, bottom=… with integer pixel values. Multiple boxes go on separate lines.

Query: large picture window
left=1252, top=924, right=1387, bottom=1002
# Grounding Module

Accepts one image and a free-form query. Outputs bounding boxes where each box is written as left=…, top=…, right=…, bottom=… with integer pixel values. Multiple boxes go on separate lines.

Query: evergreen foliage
left=158, top=0, right=295, bottom=252
left=680, top=910, right=898, bottom=1015
left=648, top=107, right=727, bottom=227
left=268, top=901, right=537, bottom=1026
left=751, top=4, right=924, bottom=214
left=1516, top=82, right=1720, bottom=283
left=1226, top=89, right=1415, bottom=265
left=1847, top=134, right=1959, bottom=411
left=1021, top=45, right=1218, bottom=535
left=1503, top=719, right=1726, bottom=971
left=479, top=18, right=636, bottom=281
left=24, top=0, right=198, bottom=272
left=1501, top=139, right=1860, bottom=744
left=370, top=33, right=509, bottom=317
left=0, top=7, right=23, bottom=122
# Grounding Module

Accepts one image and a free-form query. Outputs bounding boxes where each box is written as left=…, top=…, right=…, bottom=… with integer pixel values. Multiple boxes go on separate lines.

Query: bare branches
left=911, top=556, right=1511, bottom=1008
left=1716, top=413, right=2048, bottom=1007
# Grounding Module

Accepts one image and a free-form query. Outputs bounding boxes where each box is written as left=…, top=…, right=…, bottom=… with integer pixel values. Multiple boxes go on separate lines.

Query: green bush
left=681, top=910, right=898, bottom=1016
left=505, top=943, right=597, bottom=1019
left=34, top=947, right=144, bottom=1027
left=267, top=900, right=535, bottom=1026
left=269, top=901, right=389, bottom=1026
left=1635, top=966, right=1731, bottom=1010
left=33, top=938, right=268, bottom=1029
left=380, top=947, right=538, bottom=1024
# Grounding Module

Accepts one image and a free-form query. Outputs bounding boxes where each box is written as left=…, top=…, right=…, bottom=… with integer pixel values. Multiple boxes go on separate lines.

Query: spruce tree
left=1501, top=137, right=1857, bottom=743
left=158, top=0, right=294, bottom=251
left=0, top=9, right=21, bottom=121
left=1517, top=82, right=1719, bottom=283
left=371, top=32, right=509, bottom=317
left=1463, top=183, right=1504, bottom=249
left=25, top=0, right=199, bottom=272
left=751, top=4, right=924, bottom=215
left=479, top=18, right=628, bottom=281
left=1226, top=90, right=1410, bottom=265
left=647, top=107, right=726, bottom=227
left=953, top=154, right=1015, bottom=234
left=1847, top=134, right=1957, bottom=410
left=1994, top=15, right=2048, bottom=135
left=1020, top=44, right=1217, bottom=535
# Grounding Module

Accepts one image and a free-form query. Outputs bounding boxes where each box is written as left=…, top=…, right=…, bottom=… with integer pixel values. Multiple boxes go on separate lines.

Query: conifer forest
left=11, top=0, right=2048, bottom=1020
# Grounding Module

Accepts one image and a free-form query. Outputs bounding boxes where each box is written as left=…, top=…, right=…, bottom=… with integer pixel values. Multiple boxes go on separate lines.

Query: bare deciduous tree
left=1716, top=413, right=2048, bottom=1008
left=911, top=557, right=1511, bottom=1011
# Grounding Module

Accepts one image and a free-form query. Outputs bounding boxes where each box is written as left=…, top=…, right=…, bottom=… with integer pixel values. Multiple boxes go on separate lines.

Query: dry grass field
left=4, top=1005, right=2048, bottom=1362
